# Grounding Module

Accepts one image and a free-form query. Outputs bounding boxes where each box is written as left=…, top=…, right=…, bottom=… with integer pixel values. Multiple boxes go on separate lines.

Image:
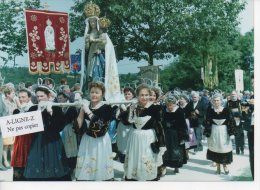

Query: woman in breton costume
left=116, top=87, right=136, bottom=163
left=24, top=86, right=70, bottom=181
left=124, top=84, right=164, bottom=181
left=162, top=96, right=189, bottom=174
left=179, top=94, right=197, bottom=159
left=203, top=93, right=235, bottom=175
left=57, top=92, right=79, bottom=180
left=149, top=87, right=166, bottom=179
left=11, top=89, right=34, bottom=181
left=74, top=81, right=114, bottom=181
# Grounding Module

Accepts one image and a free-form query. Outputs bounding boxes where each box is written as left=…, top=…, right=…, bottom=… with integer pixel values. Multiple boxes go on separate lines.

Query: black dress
left=162, top=107, right=189, bottom=168
left=75, top=103, right=114, bottom=181
left=116, top=105, right=133, bottom=163
left=180, top=104, right=197, bottom=150
left=24, top=106, right=70, bottom=181
left=124, top=103, right=164, bottom=181
left=204, top=107, right=235, bottom=164
left=61, top=106, right=79, bottom=175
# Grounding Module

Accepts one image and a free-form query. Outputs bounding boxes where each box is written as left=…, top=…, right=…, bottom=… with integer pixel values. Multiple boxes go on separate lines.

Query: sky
left=1, top=0, right=254, bottom=74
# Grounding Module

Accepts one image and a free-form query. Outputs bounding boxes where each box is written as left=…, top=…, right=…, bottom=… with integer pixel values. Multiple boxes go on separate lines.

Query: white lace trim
left=134, top=116, right=151, bottom=130
left=90, top=101, right=104, bottom=110
left=213, top=106, right=224, bottom=113
left=212, top=119, right=226, bottom=125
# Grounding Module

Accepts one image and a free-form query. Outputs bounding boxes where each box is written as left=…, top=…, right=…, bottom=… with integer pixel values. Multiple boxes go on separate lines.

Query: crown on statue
left=84, top=1, right=101, bottom=18
left=99, top=17, right=111, bottom=29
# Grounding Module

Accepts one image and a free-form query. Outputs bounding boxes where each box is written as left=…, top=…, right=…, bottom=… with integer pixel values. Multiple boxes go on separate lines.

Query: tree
left=234, top=29, right=254, bottom=91
left=159, top=0, right=246, bottom=91
left=234, top=29, right=254, bottom=70
left=0, top=0, right=41, bottom=67
left=70, top=0, right=181, bottom=65
left=70, top=0, right=245, bottom=66
left=160, top=30, right=253, bottom=92
left=160, top=54, right=203, bottom=91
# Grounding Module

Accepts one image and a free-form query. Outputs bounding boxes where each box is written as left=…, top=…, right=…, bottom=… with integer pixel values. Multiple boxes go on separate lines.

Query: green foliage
left=1, top=66, right=140, bottom=91
left=0, top=66, right=79, bottom=89
left=160, top=55, right=203, bottom=91
left=233, top=29, right=254, bottom=71
left=70, top=0, right=245, bottom=65
left=0, top=0, right=252, bottom=94
left=0, top=0, right=41, bottom=67
left=160, top=30, right=254, bottom=92
left=119, top=72, right=140, bottom=89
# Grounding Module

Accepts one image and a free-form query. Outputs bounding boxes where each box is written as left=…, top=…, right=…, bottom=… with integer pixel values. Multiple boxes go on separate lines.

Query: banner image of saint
left=203, top=55, right=219, bottom=89
left=44, top=18, right=56, bottom=51
left=235, top=69, right=244, bottom=92
left=25, top=9, right=70, bottom=74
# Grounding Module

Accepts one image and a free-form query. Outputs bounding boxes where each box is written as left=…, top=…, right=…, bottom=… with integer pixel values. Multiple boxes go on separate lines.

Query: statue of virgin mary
left=80, top=2, right=121, bottom=101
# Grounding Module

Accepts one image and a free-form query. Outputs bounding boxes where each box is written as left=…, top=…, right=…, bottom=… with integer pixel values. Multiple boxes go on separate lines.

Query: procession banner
left=70, top=53, right=82, bottom=74
left=25, top=9, right=70, bottom=74
left=235, top=69, right=244, bottom=92
left=0, top=110, right=44, bottom=138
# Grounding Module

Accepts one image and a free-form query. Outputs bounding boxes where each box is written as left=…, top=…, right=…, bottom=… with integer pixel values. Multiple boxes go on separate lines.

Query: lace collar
left=90, top=101, right=104, bottom=110
left=138, top=101, right=153, bottom=109
left=19, top=101, right=33, bottom=112
left=180, top=103, right=187, bottom=109
left=213, top=106, right=224, bottom=113
left=153, top=102, right=160, bottom=106
left=134, top=116, right=151, bottom=130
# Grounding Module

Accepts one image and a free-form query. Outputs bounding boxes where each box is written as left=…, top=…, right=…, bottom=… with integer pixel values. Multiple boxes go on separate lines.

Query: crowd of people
left=0, top=76, right=254, bottom=181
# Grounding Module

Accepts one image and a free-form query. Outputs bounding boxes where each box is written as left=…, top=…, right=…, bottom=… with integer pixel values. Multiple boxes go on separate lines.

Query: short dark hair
left=150, top=87, right=160, bottom=99
left=123, top=87, right=136, bottom=97
left=25, top=81, right=33, bottom=88
left=60, top=78, right=67, bottom=85
left=57, top=92, right=69, bottom=99
left=179, top=94, right=189, bottom=103
left=88, top=81, right=105, bottom=95
left=19, top=88, right=32, bottom=98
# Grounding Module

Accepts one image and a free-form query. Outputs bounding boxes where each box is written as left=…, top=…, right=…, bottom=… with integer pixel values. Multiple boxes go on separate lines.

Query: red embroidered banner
left=25, top=9, right=70, bottom=74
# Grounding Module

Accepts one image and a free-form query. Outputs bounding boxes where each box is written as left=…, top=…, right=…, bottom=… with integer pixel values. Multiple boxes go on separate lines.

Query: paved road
left=0, top=140, right=252, bottom=182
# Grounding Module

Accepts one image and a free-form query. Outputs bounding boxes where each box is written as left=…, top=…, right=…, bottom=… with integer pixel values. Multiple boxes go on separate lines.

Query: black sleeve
left=89, top=105, right=113, bottom=123
left=177, top=109, right=189, bottom=142
left=118, top=107, right=131, bottom=125
left=65, top=107, right=79, bottom=124
left=13, top=109, right=20, bottom=115
left=185, top=103, right=192, bottom=118
left=73, top=119, right=88, bottom=135
left=48, top=107, right=66, bottom=133
left=152, top=105, right=165, bottom=147
left=226, top=108, right=236, bottom=136
left=28, top=105, right=38, bottom=112
left=198, top=102, right=205, bottom=119
left=85, top=105, right=113, bottom=138
left=29, top=105, right=66, bottom=134
left=203, top=109, right=212, bottom=137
